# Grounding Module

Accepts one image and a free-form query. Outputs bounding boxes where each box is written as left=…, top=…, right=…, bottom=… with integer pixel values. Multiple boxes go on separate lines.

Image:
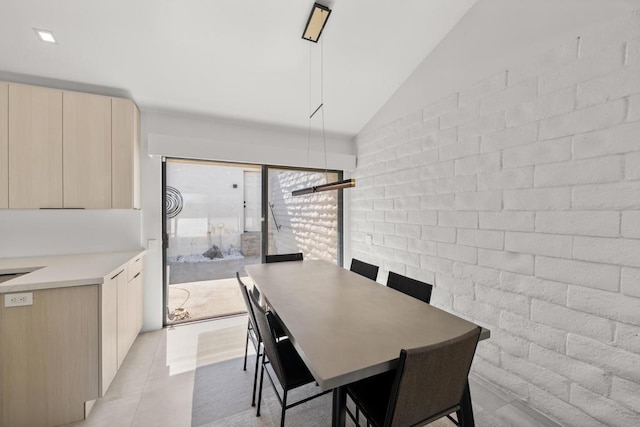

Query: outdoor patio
left=167, top=276, right=250, bottom=323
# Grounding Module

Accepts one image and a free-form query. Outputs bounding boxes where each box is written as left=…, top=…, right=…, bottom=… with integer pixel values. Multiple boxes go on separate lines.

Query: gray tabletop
left=246, top=259, right=488, bottom=391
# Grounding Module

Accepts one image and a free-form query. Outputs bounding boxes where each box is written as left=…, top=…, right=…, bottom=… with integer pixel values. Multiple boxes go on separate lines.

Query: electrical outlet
left=4, top=292, right=33, bottom=307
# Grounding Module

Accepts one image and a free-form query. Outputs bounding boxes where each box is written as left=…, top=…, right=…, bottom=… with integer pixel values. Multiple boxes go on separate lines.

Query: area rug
left=191, top=326, right=508, bottom=427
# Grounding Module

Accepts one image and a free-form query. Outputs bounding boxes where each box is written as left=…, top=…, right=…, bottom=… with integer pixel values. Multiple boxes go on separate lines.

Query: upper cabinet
left=0, top=82, right=140, bottom=209
left=112, top=98, right=141, bottom=209
left=0, top=83, right=7, bottom=208
left=8, top=84, right=63, bottom=208
left=63, top=91, right=112, bottom=209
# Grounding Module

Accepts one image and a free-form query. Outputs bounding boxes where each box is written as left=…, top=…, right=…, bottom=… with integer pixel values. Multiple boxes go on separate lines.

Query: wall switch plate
left=147, top=239, right=158, bottom=252
left=4, top=292, right=33, bottom=307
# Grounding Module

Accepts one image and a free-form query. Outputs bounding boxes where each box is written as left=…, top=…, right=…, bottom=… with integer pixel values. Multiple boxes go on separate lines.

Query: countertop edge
left=0, top=250, right=145, bottom=294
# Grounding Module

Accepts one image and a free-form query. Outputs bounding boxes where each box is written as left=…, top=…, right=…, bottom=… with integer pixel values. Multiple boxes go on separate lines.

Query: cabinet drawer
left=127, top=256, right=143, bottom=282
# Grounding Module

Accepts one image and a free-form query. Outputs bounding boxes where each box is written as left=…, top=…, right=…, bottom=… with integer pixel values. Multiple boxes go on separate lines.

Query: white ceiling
left=0, top=0, right=477, bottom=136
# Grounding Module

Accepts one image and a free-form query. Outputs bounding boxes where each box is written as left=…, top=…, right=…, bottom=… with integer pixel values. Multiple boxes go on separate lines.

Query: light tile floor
left=67, top=317, right=561, bottom=427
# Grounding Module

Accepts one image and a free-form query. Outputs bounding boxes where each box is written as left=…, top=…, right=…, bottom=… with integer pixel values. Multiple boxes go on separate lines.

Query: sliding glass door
left=162, top=160, right=343, bottom=326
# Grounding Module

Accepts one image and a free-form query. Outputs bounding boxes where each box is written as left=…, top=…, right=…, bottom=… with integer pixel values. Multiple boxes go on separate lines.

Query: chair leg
left=256, top=362, right=265, bottom=417
left=243, top=320, right=250, bottom=371
left=458, top=380, right=475, bottom=427
left=281, top=389, right=288, bottom=427
left=251, top=344, right=261, bottom=406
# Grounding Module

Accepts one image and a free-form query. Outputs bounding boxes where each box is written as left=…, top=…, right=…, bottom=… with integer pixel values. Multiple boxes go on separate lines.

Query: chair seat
left=277, top=339, right=315, bottom=389
left=346, top=371, right=395, bottom=427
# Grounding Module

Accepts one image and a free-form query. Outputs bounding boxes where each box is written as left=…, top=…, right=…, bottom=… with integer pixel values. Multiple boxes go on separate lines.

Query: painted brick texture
left=351, top=11, right=640, bottom=427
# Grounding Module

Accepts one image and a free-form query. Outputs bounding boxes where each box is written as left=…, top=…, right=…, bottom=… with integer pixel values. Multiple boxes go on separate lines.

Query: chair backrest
left=248, top=290, right=286, bottom=384
left=350, top=258, right=379, bottom=281
left=265, top=253, right=304, bottom=263
left=386, top=271, right=433, bottom=304
left=384, top=327, right=482, bottom=427
left=236, top=272, right=261, bottom=341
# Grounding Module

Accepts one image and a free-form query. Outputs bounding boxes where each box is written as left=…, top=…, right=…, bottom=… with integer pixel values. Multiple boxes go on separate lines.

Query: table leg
left=460, top=380, right=475, bottom=427
left=332, top=386, right=347, bottom=427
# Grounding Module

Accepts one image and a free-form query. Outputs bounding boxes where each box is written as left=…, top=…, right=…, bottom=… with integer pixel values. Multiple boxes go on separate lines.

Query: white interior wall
left=140, top=111, right=356, bottom=331
left=0, top=210, right=141, bottom=258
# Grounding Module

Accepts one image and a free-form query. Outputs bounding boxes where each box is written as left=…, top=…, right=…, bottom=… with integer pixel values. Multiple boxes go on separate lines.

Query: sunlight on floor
left=166, top=315, right=251, bottom=376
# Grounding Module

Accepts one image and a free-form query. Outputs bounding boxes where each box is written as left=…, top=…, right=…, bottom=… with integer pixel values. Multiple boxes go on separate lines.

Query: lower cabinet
left=101, top=254, right=144, bottom=395
left=116, top=269, right=129, bottom=368
left=0, top=252, right=144, bottom=426
left=101, top=269, right=120, bottom=396
left=0, top=286, right=100, bottom=427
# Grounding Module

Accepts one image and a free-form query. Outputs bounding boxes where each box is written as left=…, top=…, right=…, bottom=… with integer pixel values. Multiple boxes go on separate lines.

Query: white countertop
left=0, top=250, right=145, bottom=294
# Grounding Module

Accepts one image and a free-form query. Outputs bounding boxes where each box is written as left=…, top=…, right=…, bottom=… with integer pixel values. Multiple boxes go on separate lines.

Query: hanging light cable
left=293, top=2, right=356, bottom=197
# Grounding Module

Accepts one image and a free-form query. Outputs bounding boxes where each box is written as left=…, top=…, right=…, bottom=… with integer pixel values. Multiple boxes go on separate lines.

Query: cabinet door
left=8, top=84, right=63, bottom=208
left=116, top=271, right=128, bottom=368
left=0, top=82, right=7, bottom=208
left=101, top=269, right=121, bottom=395
left=112, top=98, right=140, bottom=209
left=63, top=91, right=111, bottom=208
left=135, top=272, right=144, bottom=334
left=127, top=272, right=143, bottom=348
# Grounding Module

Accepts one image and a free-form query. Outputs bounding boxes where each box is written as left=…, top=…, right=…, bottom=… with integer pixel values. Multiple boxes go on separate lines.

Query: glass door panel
left=266, top=168, right=339, bottom=263
left=164, top=159, right=261, bottom=324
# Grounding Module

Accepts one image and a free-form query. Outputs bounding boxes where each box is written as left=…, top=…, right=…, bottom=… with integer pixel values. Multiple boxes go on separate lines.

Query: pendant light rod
left=309, top=103, right=323, bottom=119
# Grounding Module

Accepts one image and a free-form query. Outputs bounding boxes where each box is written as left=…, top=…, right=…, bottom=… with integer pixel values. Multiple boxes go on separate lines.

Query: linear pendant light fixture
left=302, top=3, right=331, bottom=42
left=292, top=178, right=356, bottom=196
left=293, top=2, right=356, bottom=197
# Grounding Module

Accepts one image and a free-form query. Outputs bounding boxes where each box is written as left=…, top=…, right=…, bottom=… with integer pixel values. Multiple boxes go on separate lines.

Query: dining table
left=246, top=259, right=490, bottom=427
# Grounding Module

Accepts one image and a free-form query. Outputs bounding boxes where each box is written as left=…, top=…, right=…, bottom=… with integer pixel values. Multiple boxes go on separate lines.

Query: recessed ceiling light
left=33, top=28, right=56, bottom=43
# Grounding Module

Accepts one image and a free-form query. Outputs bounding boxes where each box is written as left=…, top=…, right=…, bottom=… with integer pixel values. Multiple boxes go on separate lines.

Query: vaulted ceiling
left=2, top=1, right=640, bottom=139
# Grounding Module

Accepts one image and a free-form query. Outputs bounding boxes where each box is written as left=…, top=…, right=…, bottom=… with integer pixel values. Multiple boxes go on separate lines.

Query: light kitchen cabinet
left=0, top=82, right=140, bottom=210
left=0, top=82, right=7, bottom=208
left=103, top=254, right=144, bottom=392
left=127, top=254, right=144, bottom=342
left=0, top=285, right=100, bottom=427
left=8, top=83, right=63, bottom=208
left=112, top=98, right=141, bottom=209
left=100, top=267, right=122, bottom=396
left=63, top=91, right=112, bottom=209
left=0, top=250, right=144, bottom=426
left=116, top=267, right=129, bottom=368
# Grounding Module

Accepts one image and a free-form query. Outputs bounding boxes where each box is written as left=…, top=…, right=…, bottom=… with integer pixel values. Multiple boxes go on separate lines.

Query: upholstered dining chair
left=265, top=252, right=304, bottom=263
left=248, top=290, right=330, bottom=427
left=386, top=271, right=433, bottom=304
left=346, top=327, right=482, bottom=427
left=350, top=258, right=379, bottom=281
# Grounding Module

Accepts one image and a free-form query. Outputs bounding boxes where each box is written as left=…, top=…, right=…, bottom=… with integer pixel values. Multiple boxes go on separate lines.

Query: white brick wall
left=351, top=11, right=640, bottom=426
